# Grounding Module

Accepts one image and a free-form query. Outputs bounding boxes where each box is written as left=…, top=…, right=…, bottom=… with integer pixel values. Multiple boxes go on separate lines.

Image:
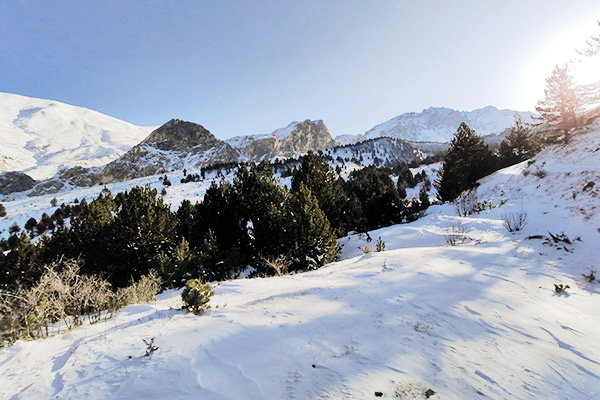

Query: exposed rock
left=102, top=119, right=239, bottom=183
left=59, top=166, right=103, bottom=187
left=0, top=172, right=37, bottom=194
left=228, top=120, right=338, bottom=161
left=29, top=179, right=64, bottom=196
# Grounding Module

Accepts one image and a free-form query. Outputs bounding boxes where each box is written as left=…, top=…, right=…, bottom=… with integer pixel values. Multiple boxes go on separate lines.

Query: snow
left=1, top=118, right=600, bottom=399
left=362, top=106, right=538, bottom=144
left=0, top=92, right=155, bottom=180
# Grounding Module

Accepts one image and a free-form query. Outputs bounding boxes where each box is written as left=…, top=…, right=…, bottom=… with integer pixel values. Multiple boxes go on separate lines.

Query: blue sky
left=1, top=1, right=599, bottom=139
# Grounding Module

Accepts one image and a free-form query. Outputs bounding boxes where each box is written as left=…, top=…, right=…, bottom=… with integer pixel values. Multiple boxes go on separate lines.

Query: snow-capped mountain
left=337, top=106, right=537, bottom=144
left=227, top=119, right=338, bottom=161
left=0, top=92, right=155, bottom=180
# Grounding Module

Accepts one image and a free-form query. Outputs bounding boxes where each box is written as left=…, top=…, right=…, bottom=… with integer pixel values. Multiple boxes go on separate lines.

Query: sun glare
left=572, top=57, right=600, bottom=85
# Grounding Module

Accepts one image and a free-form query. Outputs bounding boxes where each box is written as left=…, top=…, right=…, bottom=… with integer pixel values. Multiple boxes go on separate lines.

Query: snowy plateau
left=0, top=96, right=599, bottom=399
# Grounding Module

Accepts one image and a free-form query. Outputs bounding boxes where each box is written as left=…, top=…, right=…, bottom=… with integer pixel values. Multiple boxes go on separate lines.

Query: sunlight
left=572, top=56, right=600, bottom=85
left=517, top=22, right=600, bottom=110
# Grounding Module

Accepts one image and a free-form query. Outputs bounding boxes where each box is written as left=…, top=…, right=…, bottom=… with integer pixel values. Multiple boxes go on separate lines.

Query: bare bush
left=112, top=272, right=161, bottom=312
left=262, top=256, right=291, bottom=277
left=1, top=261, right=161, bottom=347
left=503, top=211, right=528, bottom=233
left=454, top=189, right=478, bottom=217
left=444, top=220, right=466, bottom=246
left=360, top=245, right=373, bottom=254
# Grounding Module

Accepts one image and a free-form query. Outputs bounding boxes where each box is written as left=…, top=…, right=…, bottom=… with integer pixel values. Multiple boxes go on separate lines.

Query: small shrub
left=554, top=283, right=570, bottom=293
left=532, top=168, right=547, bottom=178
left=50, top=197, right=58, bottom=207
left=444, top=220, right=466, bottom=246
left=143, top=338, right=159, bottom=356
left=582, top=267, right=596, bottom=282
left=113, top=272, right=161, bottom=310
left=376, top=237, right=386, bottom=252
left=0, top=203, right=6, bottom=218
left=454, top=189, right=478, bottom=217
left=262, top=256, right=291, bottom=277
left=360, top=245, right=373, bottom=254
left=181, top=279, right=213, bottom=314
left=503, top=211, right=528, bottom=233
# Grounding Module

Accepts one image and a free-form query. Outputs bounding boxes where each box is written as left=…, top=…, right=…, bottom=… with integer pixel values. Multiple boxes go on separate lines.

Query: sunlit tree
left=535, top=64, right=582, bottom=144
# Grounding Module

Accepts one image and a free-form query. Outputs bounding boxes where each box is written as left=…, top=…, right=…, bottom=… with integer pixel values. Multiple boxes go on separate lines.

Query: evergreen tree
left=499, top=115, right=541, bottom=167
left=292, top=152, right=348, bottom=235
left=346, top=166, right=403, bottom=231
left=0, top=203, right=6, bottom=218
left=111, top=185, right=177, bottom=287
left=286, top=183, right=338, bottom=271
left=397, top=182, right=407, bottom=199
left=435, top=122, right=495, bottom=202
left=535, top=64, right=582, bottom=144
left=419, top=184, right=430, bottom=210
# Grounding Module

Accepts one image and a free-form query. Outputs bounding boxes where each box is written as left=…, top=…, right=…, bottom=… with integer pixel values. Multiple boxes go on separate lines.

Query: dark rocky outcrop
left=59, top=166, right=103, bottom=187
left=0, top=172, right=37, bottom=194
left=102, top=119, right=239, bottom=183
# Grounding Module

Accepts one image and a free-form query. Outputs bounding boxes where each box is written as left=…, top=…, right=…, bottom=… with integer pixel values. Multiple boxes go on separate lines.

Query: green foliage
left=292, top=152, right=348, bottom=235
left=286, top=183, right=339, bottom=271
left=418, top=185, right=430, bottom=210
left=499, top=115, right=541, bottom=167
left=376, top=237, right=385, bottom=252
left=181, top=279, right=213, bottom=314
left=346, top=166, right=403, bottom=231
left=435, top=122, right=495, bottom=202
left=535, top=65, right=582, bottom=144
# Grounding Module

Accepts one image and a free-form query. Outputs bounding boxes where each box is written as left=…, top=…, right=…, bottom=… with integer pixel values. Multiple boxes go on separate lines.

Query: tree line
left=0, top=153, right=431, bottom=291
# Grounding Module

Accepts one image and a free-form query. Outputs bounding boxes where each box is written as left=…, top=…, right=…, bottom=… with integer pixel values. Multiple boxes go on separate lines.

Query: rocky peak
left=141, top=119, right=218, bottom=152
left=227, top=119, right=338, bottom=161
left=101, top=119, right=238, bottom=183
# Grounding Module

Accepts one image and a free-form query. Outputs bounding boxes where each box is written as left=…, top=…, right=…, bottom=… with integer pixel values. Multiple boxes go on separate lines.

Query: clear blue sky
left=1, top=1, right=599, bottom=139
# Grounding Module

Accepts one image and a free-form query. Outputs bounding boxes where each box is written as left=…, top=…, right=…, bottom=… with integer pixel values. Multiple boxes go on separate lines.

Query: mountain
left=2, top=118, right=599, bottom=399
left=102, top=119, right=239, bottom=183
left=0, top=92, right=155, bottom=180
left=337, top=106, right=537, bottom=144
left=227, top=119, right=338, bottom=161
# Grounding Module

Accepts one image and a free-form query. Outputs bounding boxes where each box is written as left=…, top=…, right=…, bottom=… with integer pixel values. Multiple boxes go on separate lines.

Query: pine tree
left=499, top=115, right=541, bottom=167
left=535, top=64, right=582, bottom=144
left=419, top=185, right=430, bottom=210
left=0, top=203, right=6, bottom=218
left=435, top=122, right=495, bottom=202
left=346, top=166, right=403, bottom=231
left=286, top=183, right=338, bottom=271
left=292, top=152, right=348, bottom=235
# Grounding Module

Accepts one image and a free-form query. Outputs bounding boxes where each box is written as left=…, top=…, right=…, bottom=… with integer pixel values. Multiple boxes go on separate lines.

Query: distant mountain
left=227, top=119, right=338, bottom=161
left=102, top=119, right=239, bottom=183
left=336, top=106, right=537, bottom=144
left=0, top=92, right=155, bottom=180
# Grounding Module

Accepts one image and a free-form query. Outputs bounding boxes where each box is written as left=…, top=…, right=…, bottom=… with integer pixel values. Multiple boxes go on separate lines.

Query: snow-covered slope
left=343, top=106, right=537, bottom=144
left=0, top=92, right=155, bottom=180
left=1, top=118, right=599, bottom=399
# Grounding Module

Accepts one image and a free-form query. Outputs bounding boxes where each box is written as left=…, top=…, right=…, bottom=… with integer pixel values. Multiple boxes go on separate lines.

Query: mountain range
left=0, top=92, right=536, bottom=195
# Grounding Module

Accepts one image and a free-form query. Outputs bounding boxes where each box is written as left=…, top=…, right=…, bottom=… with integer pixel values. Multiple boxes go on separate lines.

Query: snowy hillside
left=349, top=106, right=537, bottom=143
left=0, top=93, right=155, bottom=180
left=1, top=120, right=599, bottom=398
